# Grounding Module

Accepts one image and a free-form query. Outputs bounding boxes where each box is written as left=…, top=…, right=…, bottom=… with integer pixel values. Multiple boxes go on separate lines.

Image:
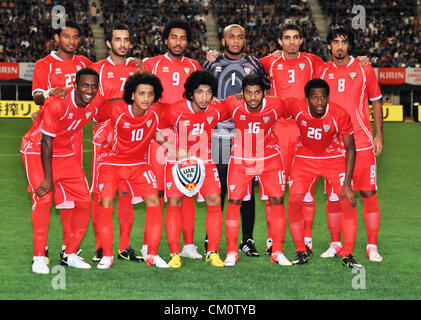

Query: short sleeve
left=41, top=98, right=63, bottom=137
left=32, top=59, right=50, bottom=94
left=365, top=66, right=382, bottom=101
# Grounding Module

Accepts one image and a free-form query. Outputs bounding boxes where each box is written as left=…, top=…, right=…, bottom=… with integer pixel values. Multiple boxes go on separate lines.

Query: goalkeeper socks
left=65, top=201, right=92, bottom=255
left=303, top=201, right=315, bottom=239
left=145, top=205, right=163, bottom=256
left=287, top=194, right=306, bottom=252
left=326, top=200, right=342, bottom=243
left=269, top=204, right=286, bottom=253
left=117, top=194, right=134, bottom=251
left=97, top=206, right=114, bottom=257
left=225, top=202, right=241, bottom=253
left=362, top=194, right=381, bottom=246
left=32, top=202, right=51, bottom=257
left=206, top=205, right=223, bottom=252
left=165, top=205, right=182, bottom=254
left=181, top=196, right=195, bottom=245
left=340, top=198, right=358, bottom=257
left=91, top=192, right=102, bottom=250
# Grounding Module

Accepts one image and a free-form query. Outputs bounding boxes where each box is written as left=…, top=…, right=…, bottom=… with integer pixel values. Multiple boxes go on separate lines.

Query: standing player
left=142, top=19, right=202, bottom=260
left=31, top=22, right=92, bottom=260
left=204, top=24, right=270, bottom=257
left=317, top=25, right=384, bottom=262
left=90, top=23, right=143, bottom=263
left=21, top=68, right=102, bottom=274
left=94, top=73, right=176, bottom=269
left=158, top=70, right=226, bottom=268
left=222, top=74, right=292, bottom=267
left=285, top=79, right=362, bottom=269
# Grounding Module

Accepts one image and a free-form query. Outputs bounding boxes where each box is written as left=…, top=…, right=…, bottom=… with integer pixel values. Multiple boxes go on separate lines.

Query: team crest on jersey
left=349, top=72, right=357, bottom=80
left=244, top=67, right=251, bottom=75
left=98, top=183, right=104, bottom=192
left=166, top=182, right=172, bottom=190
left=85, top=112, right=92, bottom=119
left=262, top=116, right=270, bottom=123
left=68, top=113, right=74, bottom=120
left=207, top=116, right=213, bottom=124
left=323, top=124, right=331, bottom=132
left=55, top=68, right=62, bottom=74
left=229, top=185, right=236, bottom=192
left=107, top=72, right=114, bottom=79
left=146, top=120, right=153, bottom=127
left=298, top=63, right=306, bottom=71
left=123, top=122, right=130, bottom=129
left=184, top=67, right=191, bottom=75
left=76, top=65, right=82, bottom=71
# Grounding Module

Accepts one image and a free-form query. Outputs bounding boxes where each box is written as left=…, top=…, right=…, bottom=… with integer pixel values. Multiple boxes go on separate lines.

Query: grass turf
left=0, top=119, right=420, bottom=300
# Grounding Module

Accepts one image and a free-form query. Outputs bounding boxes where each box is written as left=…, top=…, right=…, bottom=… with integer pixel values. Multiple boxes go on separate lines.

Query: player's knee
left=360, top=190, right=376, bottom=198
left=168, top=196, right=183, bottom=207
left=269, top=196, right=284, bottom=206
left=205, top=194, right=221, bottom=206
left=144, top=195, right=161, bottom=207
left=100, top=198, right=114, bottom=208
left=117, top=190, right=129, bottom=197
left=228, top=199, right=242, bottom=206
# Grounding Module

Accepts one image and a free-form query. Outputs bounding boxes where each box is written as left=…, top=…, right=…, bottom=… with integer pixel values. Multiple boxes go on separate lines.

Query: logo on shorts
left=85, top=112, right=92, bottom=119
left=146, top=120, right=152, bottom=127
left=323, top=124, right=331, bottom=132
left=229, top=185, right=236, bottom=192
left=166, top=182, right=172, bottom=190
left=184, top=67, right=191, bottom=75
left=98, top=183, right=104, bottom=192
left=298, top=63, right=305, bottom=71
left=288, top=181, right=293, bottom=187
left=349, top=72, right=357, bottom=80
left=207, top=116, right=213, bottom=124
left=262, top=116, right=270, bottom=123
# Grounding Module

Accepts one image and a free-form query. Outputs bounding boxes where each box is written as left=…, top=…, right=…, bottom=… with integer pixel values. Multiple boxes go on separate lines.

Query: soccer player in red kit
left=259, top=24, right=324, bottom=255
left=142, top=20, right=202, bottom=260
left=157, top=70, right=226, bottom=268
left=31, top=22, right=92, bottom=259
left=90, top=23, right=142, bottom=263
left=285, top=79, right=362, bottom=269
left=94, top=73, right=177, bottom=269
left=223, top=74, right=292, bottom=267
left=21, top=68, right=102, bottom=274
left=317, top=26, right=384, bottom=262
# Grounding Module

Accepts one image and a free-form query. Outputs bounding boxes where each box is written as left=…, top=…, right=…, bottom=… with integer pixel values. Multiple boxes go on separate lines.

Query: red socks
left=91, top=192, right=102, bottom=250
left=181, top=196, right=195, bottom=245
left=60, top=210, right=72, bottom=248
left=326, top=200, right=342, bottom=243
left=65, top=201, right=91, bottom=255
left=287, top=194, right=306, bottom=252
left=206, top=205, right=222, bottom=252
left=97, top=206, right=114, bottom=257
left=225, top=202, right=241, bottom=253
left=165, top=205, right=182, bottom=254
left=303, top=201, right=315, bottom=239
left=32, top=203, right=51, bottom=256
left=144, top=206, right=163, bottom=256
left=339, top=199, right=358, bottom=256
left=265, top=201, right=271, bottom=241
left=117, top=194, right=134, bottom=251
left=362, top=194, right=380, bottom=245
left=269, top=204, right=286, bottom=253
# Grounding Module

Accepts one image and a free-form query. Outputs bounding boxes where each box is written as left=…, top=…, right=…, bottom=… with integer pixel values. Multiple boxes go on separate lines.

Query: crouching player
left=223, top=74, right=292, bottom=267
left=157, top=70, right=226, bottom=268
left=21, top=68, right=103, bottom=274
left=94, top=73, right=180, bottom=269
left=285, top=79, right=362, bottom=269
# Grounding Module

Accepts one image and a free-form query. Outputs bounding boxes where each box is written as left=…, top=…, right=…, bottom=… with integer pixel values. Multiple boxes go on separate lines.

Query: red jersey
left=317, top=57, right=382, bottom=150
left=96, top=101, right=160, bottom=165
left=90, top=56, right=137, bottom=100
left=284, top=98, right=353, bottom=159
left=259, top=52, right=324, bottom=99
left=21, top=89, right=104, bottom=157
left=32, top=51, right=92, bottom=96
left=158, top=99, right=226, bottom=163
left=143, top=53, right=202, bottom=103
left=223, top=96, right=285, bottom=161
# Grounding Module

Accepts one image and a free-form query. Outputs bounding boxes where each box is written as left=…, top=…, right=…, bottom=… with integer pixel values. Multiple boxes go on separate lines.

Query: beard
left=111, top=46, right=129, bottom=58
left=223, top=43, right=245, bottom=56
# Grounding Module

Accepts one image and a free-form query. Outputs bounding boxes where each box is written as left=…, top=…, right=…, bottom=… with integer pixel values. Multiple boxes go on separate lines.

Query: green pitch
left=0, top=119, right=420, bottom=300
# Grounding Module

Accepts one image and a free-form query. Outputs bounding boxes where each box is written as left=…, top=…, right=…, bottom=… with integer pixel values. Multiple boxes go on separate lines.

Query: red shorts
left=22, top=153, right=91, bottom=209
left=148, top=139, right=167, bottom=191
left=74, top=130, right=84, bottom=167
left=352, top=148, right=377, bottom=191
left=97, top=163, right=158, bottom=203
left=164, top=160, right=221, bottom=198
left=289, top=156, right=346, bottom=201
left=227, top=155, right=285, bottom=200
left=90, top=122, right=128, bottom=194
left=273, top=118, right=299, bottom=180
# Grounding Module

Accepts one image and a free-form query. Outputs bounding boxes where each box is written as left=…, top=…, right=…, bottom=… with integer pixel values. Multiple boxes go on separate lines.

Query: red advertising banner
left=0, top=62, right=19, bottom=80
left=377, top=68, right=406, bottom=85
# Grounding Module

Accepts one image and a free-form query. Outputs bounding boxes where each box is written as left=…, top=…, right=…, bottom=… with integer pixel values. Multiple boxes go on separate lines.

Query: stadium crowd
left=0, top=0, right=96, bottom=62
left=320, top=0, right=421, bottom=67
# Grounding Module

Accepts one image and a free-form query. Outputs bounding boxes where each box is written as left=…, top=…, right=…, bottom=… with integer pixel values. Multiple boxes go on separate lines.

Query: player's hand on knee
left=341, top=185, right=356, bottom=207
left=35, top=179, right=54, bottom=198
